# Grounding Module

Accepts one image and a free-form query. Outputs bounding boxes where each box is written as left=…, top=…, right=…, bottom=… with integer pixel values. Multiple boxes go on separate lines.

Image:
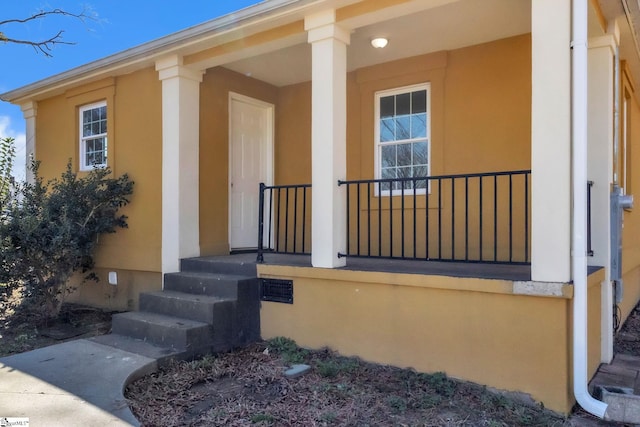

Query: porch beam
left=531, top=0, right=572, bottom=282
left=305, top=10, right=349, bottom=268
left=156, top=55, right=204, bottom=274
left=20, top=101, right=37, bottom=183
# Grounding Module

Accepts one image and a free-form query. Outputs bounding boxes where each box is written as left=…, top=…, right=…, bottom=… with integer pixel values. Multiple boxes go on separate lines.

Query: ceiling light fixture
left=371, top=37, right=388, bottom=49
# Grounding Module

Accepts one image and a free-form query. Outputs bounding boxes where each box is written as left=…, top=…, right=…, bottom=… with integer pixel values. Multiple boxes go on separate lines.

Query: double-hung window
left=79, top=101, right=107, bottom=170
left=375, top=83, right=430, bottom=193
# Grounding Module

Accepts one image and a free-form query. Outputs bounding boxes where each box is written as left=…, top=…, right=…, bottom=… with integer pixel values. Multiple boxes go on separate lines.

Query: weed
left=250, top=413, right=275, bottom=424
left=267, top=337, right=308, bottom=364
left=319, top=411, right=338, bottom=423
left=417, top=394, right=442, bottom=409
left=387, top=395, right=408, bottom=414
left=426, top=372, right=457, bottom=397
left=187, top=355, right=217, bottom=370
left=315, top=357, right=359, bottom=378
left=2, top=331, right=37, bottom=355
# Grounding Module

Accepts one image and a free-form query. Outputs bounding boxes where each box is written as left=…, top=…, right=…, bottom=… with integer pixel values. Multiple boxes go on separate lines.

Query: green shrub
left=0, top=159, right=133, bottom=321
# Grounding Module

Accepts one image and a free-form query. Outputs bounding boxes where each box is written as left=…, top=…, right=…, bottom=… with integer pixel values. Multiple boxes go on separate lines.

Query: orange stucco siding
left=259, top=264, right=580, bottom=413
left=37, top=70, right=162, bottom=273
left=199, top=67, right=279, bottom=256
left=272, top=34, right=532, bottom=259
left=36, top=69, right=163, bottom=309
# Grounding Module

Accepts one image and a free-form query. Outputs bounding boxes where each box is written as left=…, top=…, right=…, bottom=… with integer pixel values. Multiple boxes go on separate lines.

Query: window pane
left=413, top=165, right=428, bottom=177
left=414, top=178, right=428, bottom=189
left=381, top=145, right=396, bottom=168
left=380, top=118, right=395, bottom=142
left=83, top=124, right=91, bottom=137
left=380, top=96, right=394, bottom=118
left=396, top=93, right=410, bottom=115
left=381, top=167, right=396, bottom=179
left=100, top=121, right=107, bottom=134
left=396, top=116, right=410, bottom=140
left=412, top=90, right=427, bottom=113
left=92, top=122, right=100, bottom=135
left=397, top=143, right=412, bottom=167
left=83, top=110, right=91, bottom=123
left=411, top=113, right=427, bottom=139
left=376, top=85, right=429, bottom=188
left=413, top=141, right=428, bottom=165
left=98, top=106, right=106, bottom=120
left=397, top=166, right=412, bottom=178
left=381, top=167, right=396, bottom=191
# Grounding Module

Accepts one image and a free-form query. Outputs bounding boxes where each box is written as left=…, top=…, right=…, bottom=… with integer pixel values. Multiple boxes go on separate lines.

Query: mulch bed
left=0, top=303, right=116, bottom=357
left=125, top=339, right=568, bottom=427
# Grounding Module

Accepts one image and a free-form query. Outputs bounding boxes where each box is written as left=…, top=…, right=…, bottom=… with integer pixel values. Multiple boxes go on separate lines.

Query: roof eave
left=0, top=0, right=320, bottom=104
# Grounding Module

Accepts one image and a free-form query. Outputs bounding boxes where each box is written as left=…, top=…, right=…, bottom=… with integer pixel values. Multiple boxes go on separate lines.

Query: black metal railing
left=337, top=170, right=532, bottom=264
left=257, top=183, right=311, bottom=262
left=587, top=180, right=594, bottom=257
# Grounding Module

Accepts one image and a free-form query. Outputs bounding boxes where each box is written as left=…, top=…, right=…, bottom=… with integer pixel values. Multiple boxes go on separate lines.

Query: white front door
left=229, top=93, right=273, bottom=250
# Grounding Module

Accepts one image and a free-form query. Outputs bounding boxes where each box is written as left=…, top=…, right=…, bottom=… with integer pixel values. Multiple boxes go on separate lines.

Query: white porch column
left=588, top=31, right=617, bottom=362
left=305, top=10, right=350, bottom=268
left=531, top=0, right=572, bottom=282
left=20, top=101, right=37, bottom=183
left=156, top=55, right=203, bottom=274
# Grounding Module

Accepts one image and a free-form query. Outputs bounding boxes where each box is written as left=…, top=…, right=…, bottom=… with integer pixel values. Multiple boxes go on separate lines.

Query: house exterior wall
left=272, top=34, right=531, bottom=259
left=620, top=77, right=640, bottom=320
left=259, top=263, right=604, bottom=414
left=36, top=68, right=163, bottom=310
left=199, top=67, right=279, bottom=256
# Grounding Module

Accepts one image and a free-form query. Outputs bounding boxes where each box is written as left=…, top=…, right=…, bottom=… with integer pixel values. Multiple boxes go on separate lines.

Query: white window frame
left=374, top=83, right=431, bottom=196
left=79, top=101, right=108, bottom=171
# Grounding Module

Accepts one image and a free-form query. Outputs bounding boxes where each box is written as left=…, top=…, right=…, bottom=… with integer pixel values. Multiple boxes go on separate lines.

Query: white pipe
left=572, top=0, right=609, bottom=419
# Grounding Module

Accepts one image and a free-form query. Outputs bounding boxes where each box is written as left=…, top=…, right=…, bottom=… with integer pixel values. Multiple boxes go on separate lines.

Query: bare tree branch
left=0, top=9, right=89, bottom=27
left=0, top=8, right=97, bottom=57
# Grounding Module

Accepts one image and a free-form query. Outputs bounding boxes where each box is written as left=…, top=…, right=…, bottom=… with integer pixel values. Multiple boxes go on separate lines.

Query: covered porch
left=155, top=0, right=628, bottom=415
left=158, top=0, right=618, bottom=288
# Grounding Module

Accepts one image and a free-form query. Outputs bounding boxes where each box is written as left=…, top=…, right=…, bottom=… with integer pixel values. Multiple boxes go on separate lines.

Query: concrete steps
left=112, top=311, right=213, bottom=351
left=100, top=256, right=261, bottom=365
left=589, top=353, right=640, bottom=423
left=139, top=290, right=235, bottom=325
left=164, top=271, right=256, bottom=299
left=181, top=256, right=257, bottom=276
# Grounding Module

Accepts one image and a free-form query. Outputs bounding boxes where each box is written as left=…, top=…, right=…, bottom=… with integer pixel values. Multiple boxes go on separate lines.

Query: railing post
left=587, top=180, right=594, bottom=257
left=257, top=182, right=266, bottom=263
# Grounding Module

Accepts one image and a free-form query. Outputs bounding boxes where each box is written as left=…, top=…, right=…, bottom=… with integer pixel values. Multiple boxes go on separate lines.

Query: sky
left=0, top=1, right=262, bottom=178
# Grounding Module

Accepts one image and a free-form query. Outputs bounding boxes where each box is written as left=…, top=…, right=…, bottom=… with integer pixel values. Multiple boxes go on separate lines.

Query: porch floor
left=207, top=253, right=601, bottom=282
left=214, top=252, right=602, bottom=281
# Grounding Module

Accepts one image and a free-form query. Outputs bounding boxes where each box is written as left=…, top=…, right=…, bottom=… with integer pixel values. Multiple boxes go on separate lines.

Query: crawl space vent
left=261, top=279, right=293, bottom=304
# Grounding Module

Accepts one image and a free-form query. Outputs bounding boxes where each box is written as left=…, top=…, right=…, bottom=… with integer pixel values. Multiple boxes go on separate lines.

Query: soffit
left=598, top=0, right=640, bottom=93
left=224, top=0, right=532, bottom=87
left=0, top=0, right=362, bottom=103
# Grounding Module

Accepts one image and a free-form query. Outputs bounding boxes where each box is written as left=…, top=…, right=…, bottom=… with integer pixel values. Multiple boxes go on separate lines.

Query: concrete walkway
left=2, top=334, right=640, bottom=426
left=0, top=339, right=157, bottom=427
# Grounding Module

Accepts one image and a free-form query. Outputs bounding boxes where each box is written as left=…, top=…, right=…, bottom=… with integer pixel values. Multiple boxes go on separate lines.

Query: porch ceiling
left=223, top=0, right=532, bottom=87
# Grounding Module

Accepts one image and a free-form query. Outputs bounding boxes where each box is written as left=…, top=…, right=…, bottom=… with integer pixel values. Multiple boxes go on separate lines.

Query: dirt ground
left=3, top=302, right=640, bottom=426
left=123, top=303, right=640, bottom=427
left=0, top=302, right=115, bottom=357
